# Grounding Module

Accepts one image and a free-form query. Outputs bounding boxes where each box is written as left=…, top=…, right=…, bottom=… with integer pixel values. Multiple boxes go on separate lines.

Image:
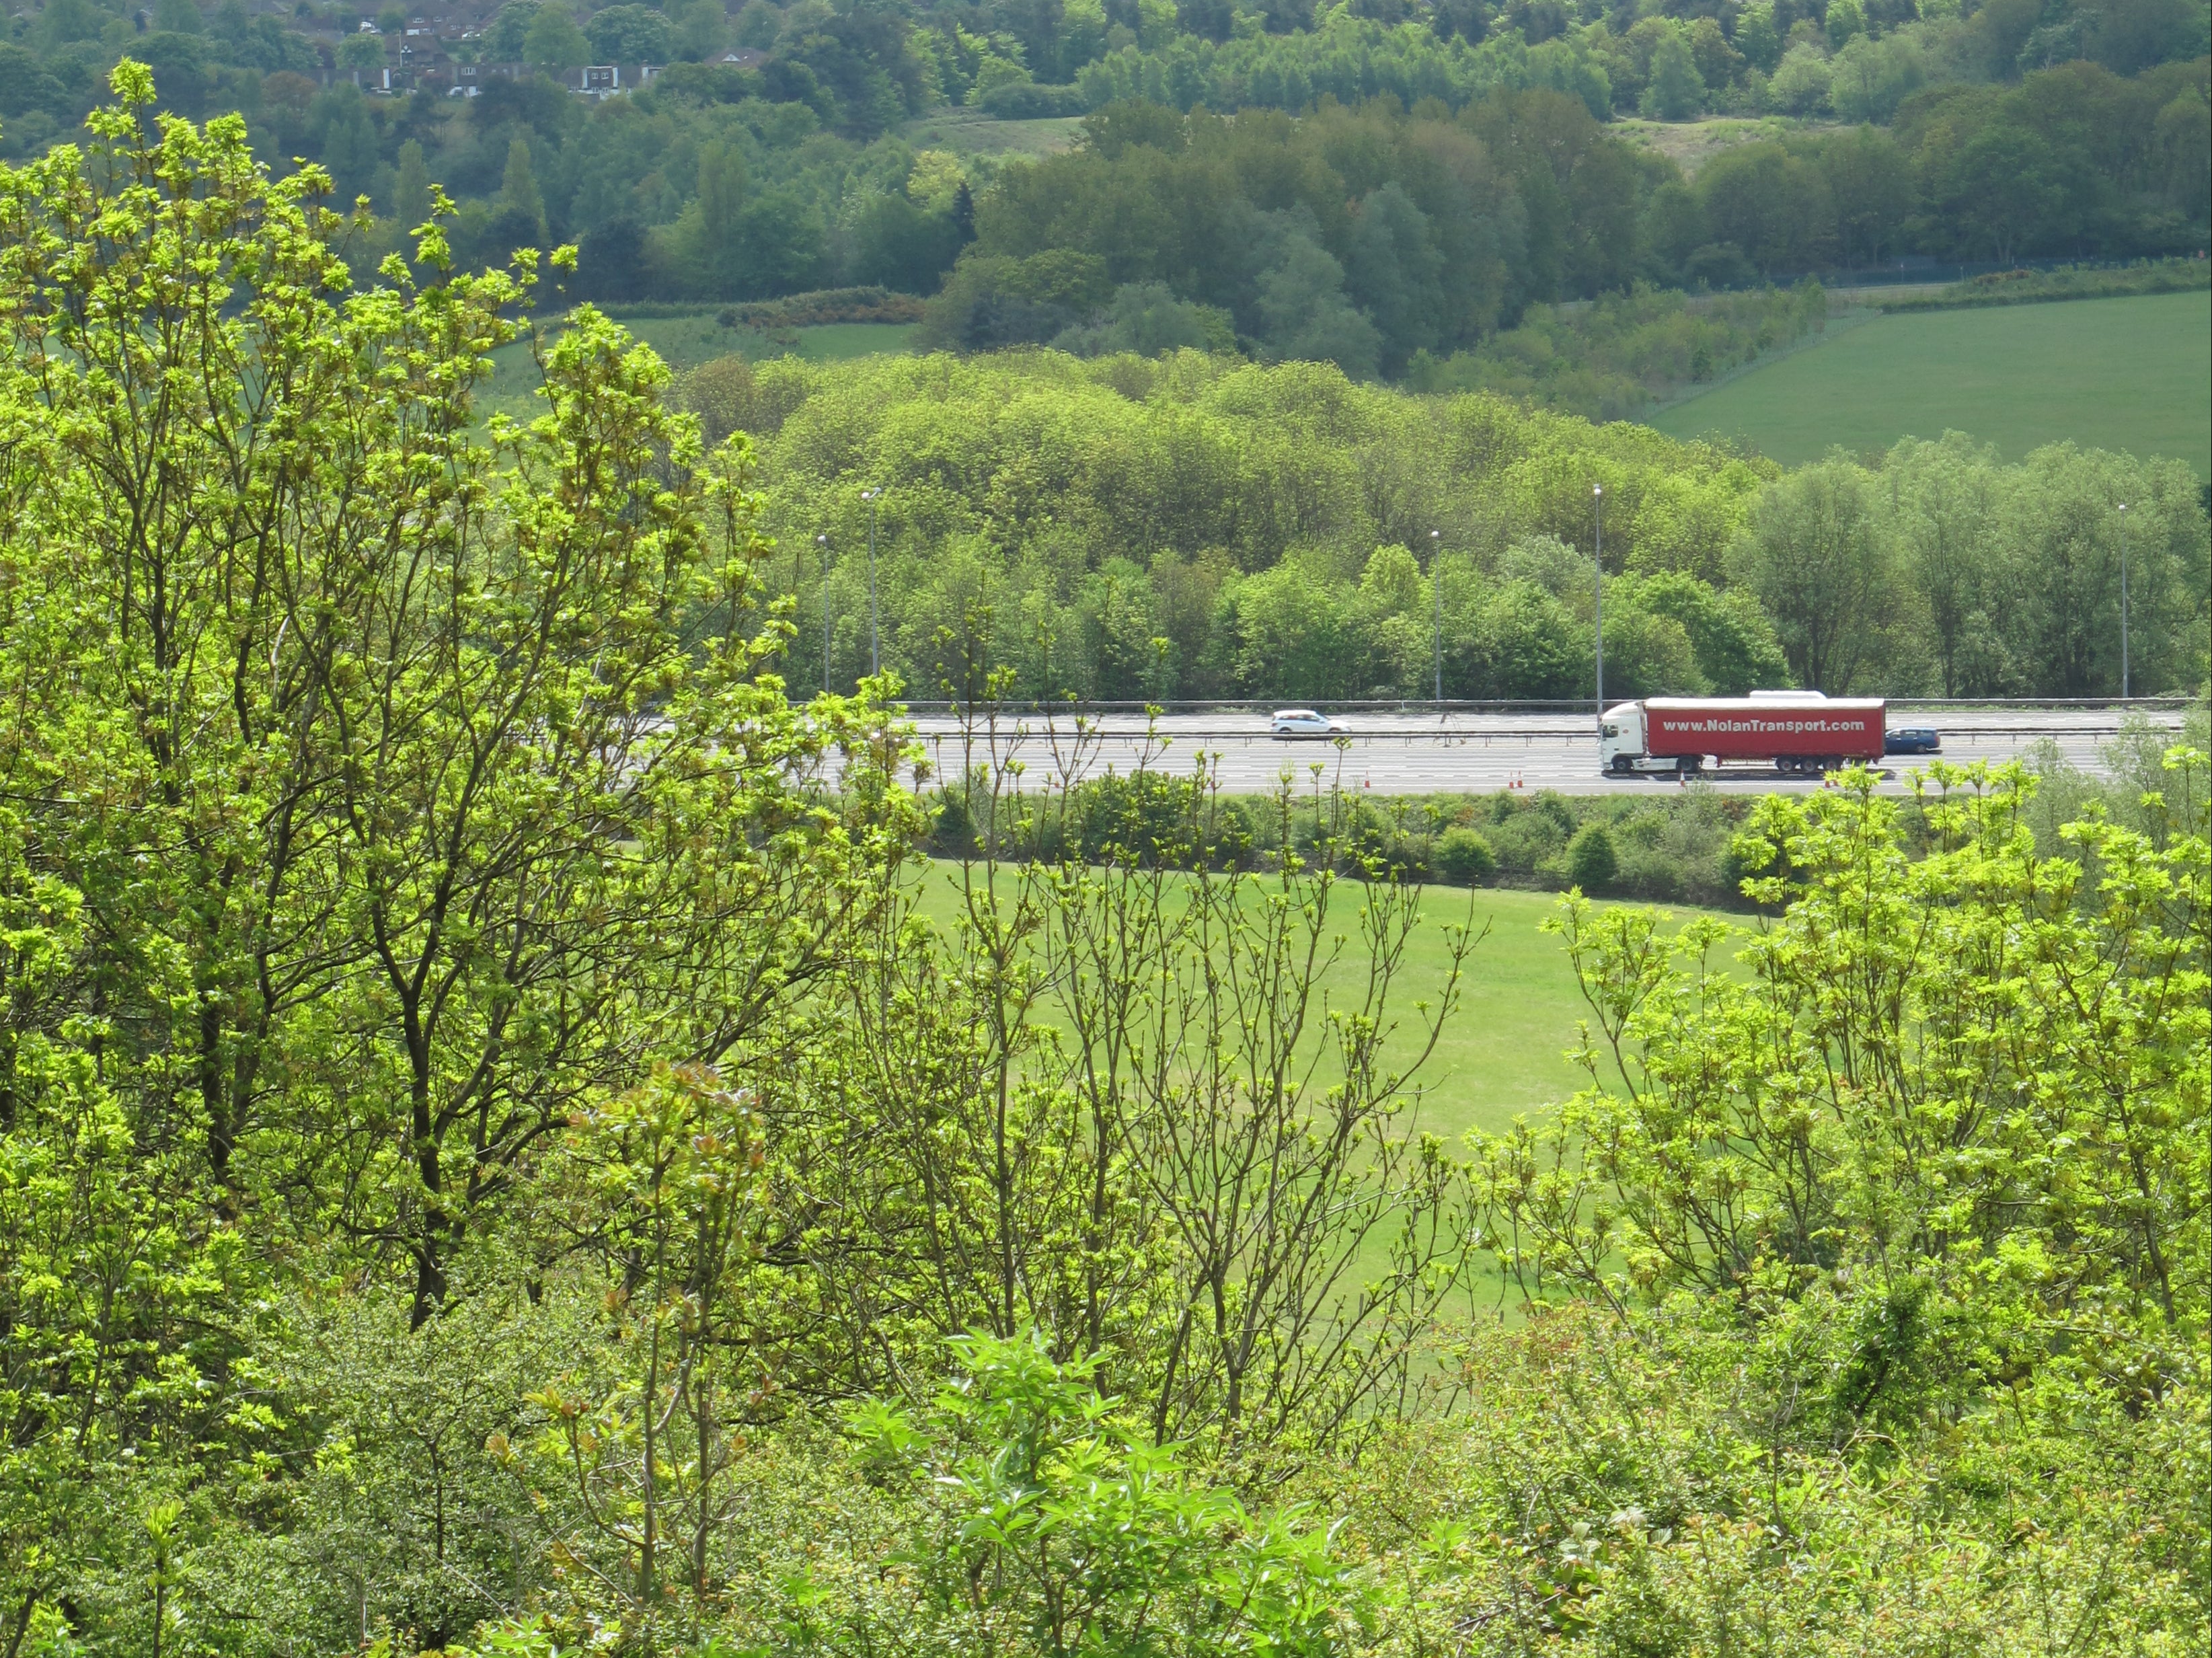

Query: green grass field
left=603, top=314, right=917, bottom=371
left=478, top=316, right=916, bottom=424
left=901, top=107, right=1083, bottom=157
left=909, top=866, right=1738, bottom=1144
left=1649, top=291, right=2212, bottom=474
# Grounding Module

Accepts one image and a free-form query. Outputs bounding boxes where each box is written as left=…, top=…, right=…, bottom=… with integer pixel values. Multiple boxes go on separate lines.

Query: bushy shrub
left=1566, top=821, right=1619, bottom=890
left=929, top=786, right=977, bottom=856
left=1433, top=825, right=1498, bottom=886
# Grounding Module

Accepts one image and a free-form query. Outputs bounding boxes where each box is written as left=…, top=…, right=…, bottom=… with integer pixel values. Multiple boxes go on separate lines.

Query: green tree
left=1696, top=141, right=1835, bottom=271
left=391, top=135, right=432, bottom=229
left=335, top=30, right=387, bottom=72
left=498, top=133, right=546, bottom=240
left=519, top=1065, right=771, bottom=1637
left=1735, top=1, right=1782, bottom=69
left=1731, top=459, right=1897, bottom=691
left=1884, top=435, right=2008, bottom=696
left=583, top=1, right=673, bottom=63
left=668, top=0, right=730, bottom=61
left=1476, top=759, right=2209, bottom=1417
left=1433, top=825, right=1498, bottom=884
left=1343, top=182, right=1442, bottom=373
left=521, top=1, right=590, bottom=70
left=1225, top=558, right=1363, bottom=698
left=33, top=0, right=104, bottom=50
left=1638, top=28, right=1706, bottom=120
left=1766, top=42, right=1832, bottom=116
left=1621, top=570, right=1790, bottom=694
left=1821, top=124, right=1915, bottom=265
left=483, top=0, right=544, bottom=59
left=316, top=84, right=381, bottom=196
left=0, top=61, right=911, bottom=1347
left=1255, top=227, right=1381, bottom=378
left=683, top=139, right=748, bottom=292
left=1935, top=124, right=2075, bottom=263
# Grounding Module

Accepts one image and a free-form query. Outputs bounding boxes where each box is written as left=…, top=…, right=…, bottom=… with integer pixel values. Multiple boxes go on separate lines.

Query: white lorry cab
left=1598, top=702, right=1698, bottom=775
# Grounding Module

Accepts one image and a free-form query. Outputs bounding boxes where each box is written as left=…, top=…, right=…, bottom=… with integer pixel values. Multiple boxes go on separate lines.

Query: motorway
left=901, top=707, right=2192, bottom=796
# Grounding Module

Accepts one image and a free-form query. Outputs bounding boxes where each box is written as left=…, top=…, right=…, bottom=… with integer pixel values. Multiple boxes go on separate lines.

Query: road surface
left=899, top=707, right=2191, bottom=796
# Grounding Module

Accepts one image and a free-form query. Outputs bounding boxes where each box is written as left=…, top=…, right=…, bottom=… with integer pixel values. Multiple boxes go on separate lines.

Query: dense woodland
left=0, top=0, right=2204, bottom=364
left=0, top=83, right=2204, bottom=1656
left=676, top=347, right=2211, bottom=701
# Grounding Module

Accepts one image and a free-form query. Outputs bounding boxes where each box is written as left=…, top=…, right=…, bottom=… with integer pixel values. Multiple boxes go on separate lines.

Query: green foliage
left=730, top=350, right=1789, bottom=700
left=1052, top=280, right=1237, bottom=358
left=0, top=0, right=2201, bottom=365
left=1406, top=281, right=1831, bottom=423
left=1728, top=434, right=2208, bottom=693
left=1564, top=822, right=1620, bottom=890
left=1883, top=254, right=2212, bottom=310
left=843, top=1330, right=1367, bottom=1655
left=1433, top=827, right=1498, bottom=885
left=1480, top=759, right=2210, bottom=1394
left=712, top=346, right=2203, bottom=700
left=2, top=70, right=2208, bottom=1658
left=0, top=70, right=913, bottom=1650
left=585, top=2, right=675, bottom=65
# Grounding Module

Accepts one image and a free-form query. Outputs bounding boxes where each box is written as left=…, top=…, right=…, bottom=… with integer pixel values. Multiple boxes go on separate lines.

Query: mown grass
left=1648, top=290, right=2212, bottom=475
left=907, top=862, right=1741, bottom=1145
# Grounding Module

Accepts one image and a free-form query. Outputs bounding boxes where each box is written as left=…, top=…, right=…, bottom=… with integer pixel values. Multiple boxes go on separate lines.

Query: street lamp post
left=1429, top=529, right=1443, bottom=709
left=815, top=534, right=831, bottom=696
left=861, top=488, right=881, bottom=678
left=2117, top=502, right=2129, bottom=699
left=1593, top=484, right=1605, bottom=730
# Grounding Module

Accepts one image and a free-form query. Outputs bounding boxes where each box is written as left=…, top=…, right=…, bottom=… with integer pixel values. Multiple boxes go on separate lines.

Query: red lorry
left=1598, top=695, right=1886, bottom=776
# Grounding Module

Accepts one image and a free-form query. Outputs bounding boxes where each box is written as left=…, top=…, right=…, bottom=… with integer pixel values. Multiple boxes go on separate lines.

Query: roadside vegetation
left=679, top=346, right=2209, bottom=703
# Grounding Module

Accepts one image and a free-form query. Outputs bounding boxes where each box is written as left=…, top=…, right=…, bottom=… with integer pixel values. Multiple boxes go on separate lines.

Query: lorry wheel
left=1775, top=757, right=1796, bottom=774
left=1610, top=756, right=1632, bottom=775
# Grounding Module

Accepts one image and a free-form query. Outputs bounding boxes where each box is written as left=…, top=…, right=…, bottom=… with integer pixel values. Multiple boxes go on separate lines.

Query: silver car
left=1270, top=708, right=1349, bottom=739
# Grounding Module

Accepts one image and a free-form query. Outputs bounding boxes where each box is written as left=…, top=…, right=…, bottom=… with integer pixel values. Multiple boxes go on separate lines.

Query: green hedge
left=1879, top=259, right=2211, bottom=312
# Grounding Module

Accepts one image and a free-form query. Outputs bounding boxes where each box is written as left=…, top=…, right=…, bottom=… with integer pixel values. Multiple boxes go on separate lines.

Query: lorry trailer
left=1599, top=696, right=1886, bottom=775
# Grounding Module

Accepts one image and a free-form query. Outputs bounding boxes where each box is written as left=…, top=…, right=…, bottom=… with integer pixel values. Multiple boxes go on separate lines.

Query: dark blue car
left=1884, top=726, right=1942, bottom=755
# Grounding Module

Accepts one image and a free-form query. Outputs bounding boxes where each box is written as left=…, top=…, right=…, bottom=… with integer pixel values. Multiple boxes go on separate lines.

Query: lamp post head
left=815, top=533, right=827, bottom=545
left=1593, top=484, right=1603, bottom=497
left=861, top=488, right=878, bottom=502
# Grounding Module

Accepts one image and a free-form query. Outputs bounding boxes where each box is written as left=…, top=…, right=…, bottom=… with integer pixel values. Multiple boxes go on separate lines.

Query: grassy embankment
left=906, top=862, right=1737, bottom=1145
left=1649, top=289, right=2212, bottom=475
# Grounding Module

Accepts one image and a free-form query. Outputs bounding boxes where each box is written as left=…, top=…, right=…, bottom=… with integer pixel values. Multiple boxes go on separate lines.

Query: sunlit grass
left=906, top=860, right=1740, bottom=1145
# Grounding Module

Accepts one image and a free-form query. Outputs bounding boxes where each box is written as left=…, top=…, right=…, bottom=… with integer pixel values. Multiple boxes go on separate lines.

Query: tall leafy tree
left=0, top=65, right=911, bottom=1341
left=1730, top=458, right=1899, bottom=691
